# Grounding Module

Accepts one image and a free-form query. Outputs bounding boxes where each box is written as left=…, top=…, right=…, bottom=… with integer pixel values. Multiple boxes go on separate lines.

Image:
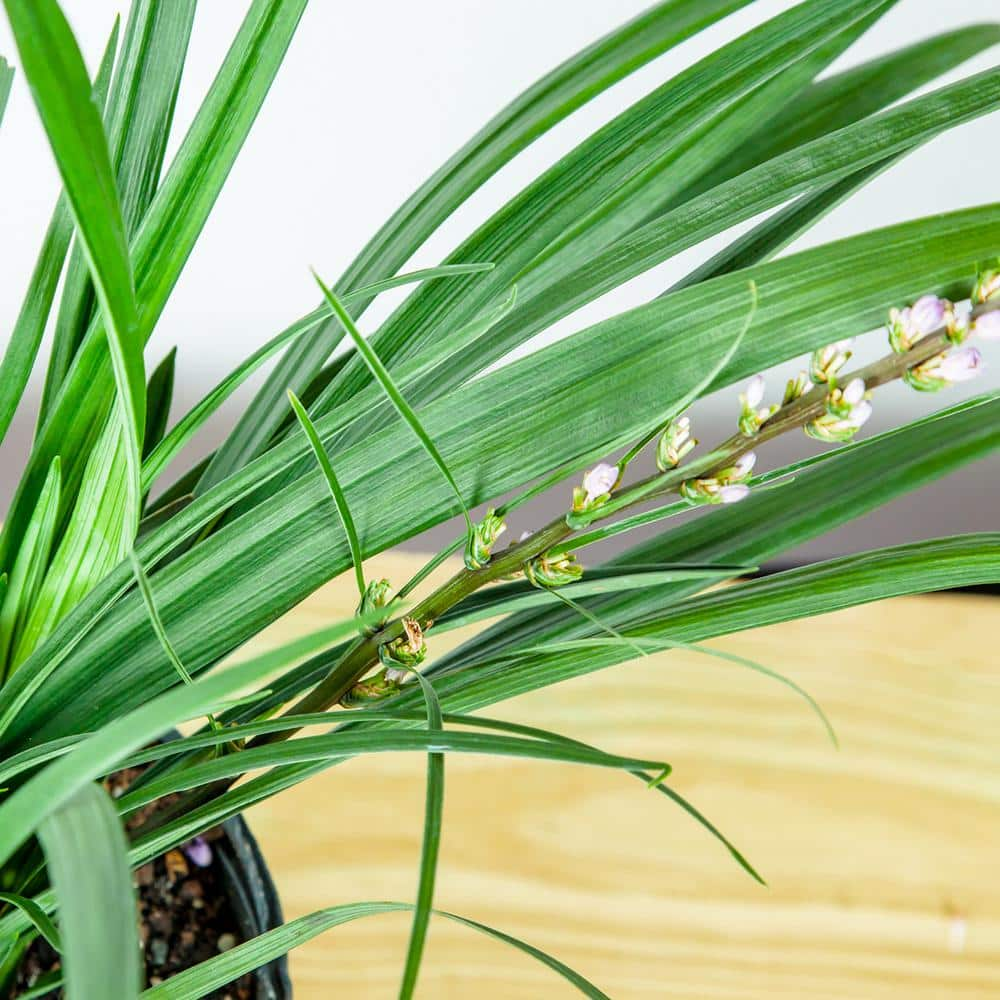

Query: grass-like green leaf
left=312, top=271, right=474, bottom=541
left=217, top=0, right=753, bottom=480
left=287, top=391, right=366, bottom=599
left=127, top=549, right=194, bottom=688
left=37, top=783, right=139, bottom=1000
left=147, top=264, right=495, bottom=494
left=1, top=0, right=308, bottom=579
left=437, top=566, right=749, bottom=633
left=0, top=14, right=120, bottom=447
left=307, top=0, right=891, bottom=424
left=0, top=892, right=61, bottom=951
left=114, top=729, right=670, bottom=817
left=42, top=2, right=197, bottom=419
left=398, top=669, right=444, bottom=1000
left=139, top=900, right=610, bottom=1000
left=3, top=0, right=145, bottom=522
left=0, top=458, right=60, bottom=678
left=143, top=347, right=176, bottom=462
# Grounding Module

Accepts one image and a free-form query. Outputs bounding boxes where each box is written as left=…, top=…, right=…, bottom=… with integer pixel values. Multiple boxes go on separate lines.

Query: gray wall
left=1, top=1, right=998, bottom=561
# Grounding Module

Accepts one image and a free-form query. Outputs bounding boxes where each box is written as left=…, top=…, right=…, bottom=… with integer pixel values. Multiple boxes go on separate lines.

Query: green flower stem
left=131, top=298, right=998, bottom=836
left=277, top=300, right=1000, bottom=725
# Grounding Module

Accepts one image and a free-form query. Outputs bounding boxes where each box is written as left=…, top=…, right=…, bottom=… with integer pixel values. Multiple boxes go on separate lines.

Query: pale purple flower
left=910, top=295, right=948, bottom=335
left=973, top=311, right=1000, bottom=341
left=744, top=374, right=765, bottom=409
left=731, top=451, right=757, bottom=479
left=842, top=378, right=866, bottom=406
left=582, top=462, right=618, bottom=503
left=936, top=346, right=984, bottom=383
left=718, top=484, right=750, bottom=504
left=182, top=836, right=213, bottom=868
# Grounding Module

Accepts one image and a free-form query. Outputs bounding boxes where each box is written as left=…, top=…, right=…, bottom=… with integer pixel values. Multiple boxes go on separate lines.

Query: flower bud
left=718, top=484, right=750, bottom=504
left=656, top=416, right=696, bottom=471
left=783, top=371, right=812, bottom=405
left=738, top=374, right=778, bottom=435
left=972, top=309, right=1000, bottom=341
left=809, top=339, right=854, bottom=383
left=805, top=383, right=873, bottom=444
left=378, top=616, right=427, bottom=673
left=680, top=475, right=752, bottom=506
left=572, top=462, right=619, bottom=512
left=464, top=508, right=507, bottom=570
left=974, top=268, right=1000, bottom=305
left=357, top=578, right=393, bottom=637
left=904, top=346, right=984, bottom=392
left=525, top=548, right=582, bottom=589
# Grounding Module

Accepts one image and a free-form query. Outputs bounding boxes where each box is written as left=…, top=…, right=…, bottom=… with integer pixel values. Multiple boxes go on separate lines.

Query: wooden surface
left=243, top=553, right=1000, bottom=998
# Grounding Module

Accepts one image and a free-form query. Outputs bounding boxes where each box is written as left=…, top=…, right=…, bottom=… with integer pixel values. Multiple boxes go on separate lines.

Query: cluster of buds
left=809, top=338, right=854, bottom=384
left=904, top=346, right=984, bottom=393
left=572, top=462, right=619, bottom=513
left=888, top=295, right=966, bottom=352
left=356, top=578, right=393, bottom=637
left=782, top=370, right=813, bottom=405
left=525, top=548, right=582, bottom=588
left=679, top=451, right=755, bottom=506
left=656, top=416, right=696, bottom=471
left=378, top=616, right=427, bottom=680
left=737, top=374, right=779, bottom=435
left=464, top=508, right=507, bottom=570
left=805, top=377, right=872, bottom=443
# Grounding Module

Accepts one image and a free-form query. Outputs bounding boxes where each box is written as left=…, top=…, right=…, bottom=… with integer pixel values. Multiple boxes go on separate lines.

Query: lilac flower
left=841, top=378, right=866, bottom=406
left=744, top=374, right=765, bottom=409
left=731, top=451, right=757, bottom=480
left=718, top=484, right=750, bottom=504
left=935, top=346, right=984, bottom=383
left=910, top=295, right=948, bottom=335
left=581, top=462, right=618, bottom=504
left=972, top=311, right=1000, bottom=341
left=182, top=836, right=213, bottom=868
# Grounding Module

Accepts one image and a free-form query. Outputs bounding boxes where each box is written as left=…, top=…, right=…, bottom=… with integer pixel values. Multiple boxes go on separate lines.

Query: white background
left=1, top=1, right=998, bottom=559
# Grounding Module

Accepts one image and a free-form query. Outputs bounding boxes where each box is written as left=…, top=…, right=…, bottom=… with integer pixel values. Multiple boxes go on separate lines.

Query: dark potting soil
left=8, top=765, right=256, bottom=999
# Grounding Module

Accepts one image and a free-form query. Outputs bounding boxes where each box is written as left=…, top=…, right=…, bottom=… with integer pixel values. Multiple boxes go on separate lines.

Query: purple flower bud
left=937, top=346, right=984, bottom=383
left=910, top=295, right=947, bottom=335
left=973, top=311, right=1000, bottom=341
left=745, top=374, right=765, bottom=409
left=182, top=836, right=213, bottom=868
left=718, top=484, right=750, bottom=504
left=582, top=462, right=618, bottom=504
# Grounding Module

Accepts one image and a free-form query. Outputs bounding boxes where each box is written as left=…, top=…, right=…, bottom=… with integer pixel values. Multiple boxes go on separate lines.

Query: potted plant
left=0, top=0, right=998, bottom=995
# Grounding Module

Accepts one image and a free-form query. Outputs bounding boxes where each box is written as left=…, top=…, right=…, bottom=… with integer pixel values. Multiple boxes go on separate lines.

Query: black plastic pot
left=215, top=815, right=291, bottom=999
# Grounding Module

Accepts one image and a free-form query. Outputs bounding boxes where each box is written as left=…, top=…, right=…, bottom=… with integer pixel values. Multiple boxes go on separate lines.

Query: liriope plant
left=0, top=0, right=998, bottom=996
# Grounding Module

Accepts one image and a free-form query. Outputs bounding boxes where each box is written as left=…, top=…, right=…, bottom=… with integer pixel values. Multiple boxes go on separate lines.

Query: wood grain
left=242, top=553, right=1000, bottom=998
